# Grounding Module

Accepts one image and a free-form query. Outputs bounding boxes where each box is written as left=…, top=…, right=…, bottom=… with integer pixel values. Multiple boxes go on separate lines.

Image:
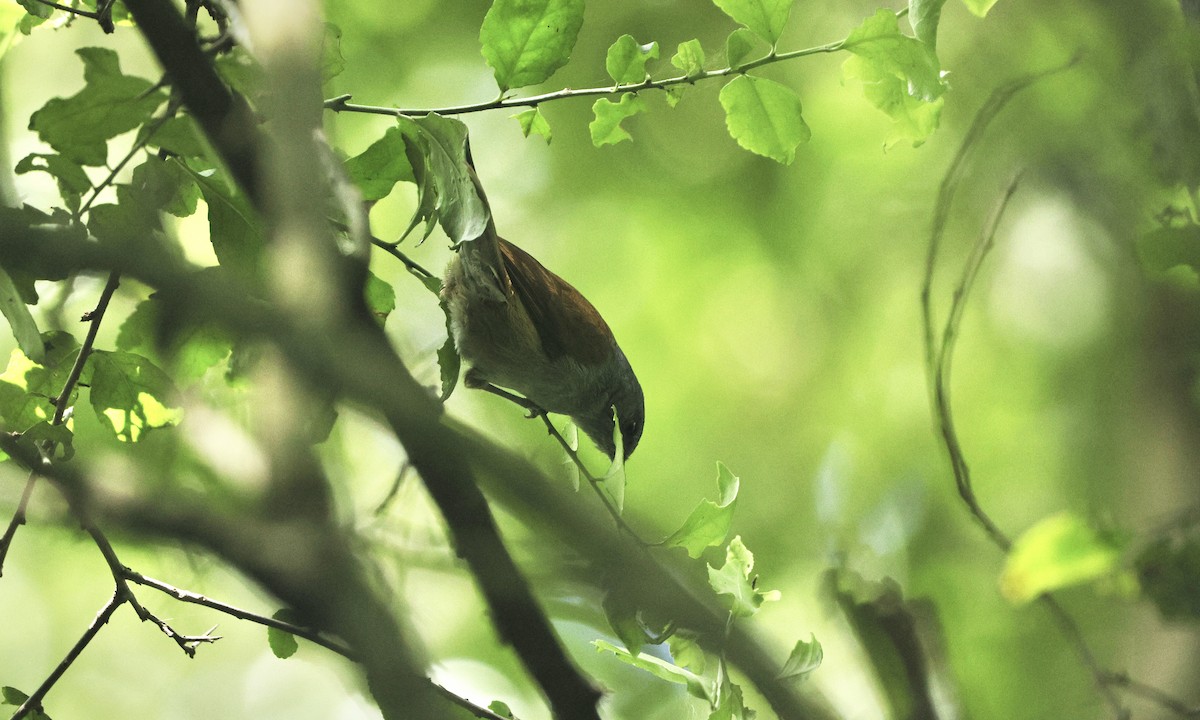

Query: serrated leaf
left=15, top=153, right=91, bottom=211
left=268, top=609, right=301, bottom=659
left=671, top=39, right=706, bottom=79
left=725, top=28, right=760, bottom=69
left=606, top=34, right=659, bottom=84
left=841, top=9, right=947, bottom=147
left=664, top=462, right=740, bottom=557
left=961, top=0, right=999, bottom=17
left=513, top=107, right=552, bottom=143
left=778, top=634, right=823, bottom=680
left=88, top=350, right=183, bottom=442
left=999, top=512, right=1125, bottom=604
left=719, top=75, right=810, bottom=164
left=593, top=640, right=714, bottom=701
left=397, top=114, right=490, bottom=245
left=707, top=536, right=780, bottom=617
left=480, top=0, right=584, bottom=91
left=589, top=93, right=647, bottom=147
left=345, top=125, right=415, bottom=202
left=711, top=0, right=794, bottom=44
left=0, top=266, right=43, bottom=363
left=29, top=47, right=166, bottom=166
left=909, top=0, right=948, bottom=48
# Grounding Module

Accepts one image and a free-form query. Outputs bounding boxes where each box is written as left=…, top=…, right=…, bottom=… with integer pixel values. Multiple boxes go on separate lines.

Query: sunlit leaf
left=720, top=75, right=810, bottom=164
left=88, top=350, right=183, bottom=442
left=664, top=462, right=740, bottom=557
left=961, top=0, right=999, bottom=17
left=488, top=700, right=515, bottom=719
left=513, top=107, right=552, bottom=143
left=667, top=631, right=707, bottom=673
left=397, top=114, right=490, bottom=245
left=1000, top=512, right=1125, bottom=604
left=909, top=0, right=948, bottom=48
left=0, top=332, right=81, bottom=431
left=593, top=640, right=714, bottom=701
left=29, top=47, right=166, bottom=166
left=707, top=535, right=780, bottom=617
left=589, top=93, right=647, bottom=147
left=711, top=0, right=794, bottom=44
left=778, top=634, right=823, bottom=680
left=480, top=0, right=584, bottom=91
left=606, top=34, right=659, bottom=84
left=670, top=39, right=706, bottom=79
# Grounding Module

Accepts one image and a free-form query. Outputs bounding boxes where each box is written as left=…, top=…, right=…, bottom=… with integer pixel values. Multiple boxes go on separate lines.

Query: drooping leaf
left=14, top=153, right=91, bottom=211
left=606, top=34, right=659, bottom=84
left=397, top=114, right=491, bottom=245
left=268, top=609, right=302, bottom=659
left=29, top=47, right=166, bottom=166
left=593, top=640, right=714, bottom=701
left=321, top=23, right=345, bottom=81
left=480, top=0, right=585, bottom=91
left=512, top=107, right=552, bottom=143
left=720, top=75, right=810, bottom=164
left=664, top=462, right=740, bottom=557
left=999, top=512, right=1125, bottom=604
left=711, top=0, right=794, bottom=45
left=666, top=631, right=707, bottom=673
left=960, top=0, right=999, bottom=17
left=589, top=93, right=648, bottom=147
left=778, top=634, right=823, bottom=681
left=88, top=350, right=183, bottom=442
left=710, top=671, right=756, bottom=720
left=364, top=271, right=396, bottom=326
left=725, top=28, right=761, bottom=70
left=0, top=267, right=43, bottom=363
left=345, top=125, right=415, bottom=202
left=602, top=590, right=651, bottom=654
left=182, top=166, right=265, bottom=281
left=909, top=0, right=948, bottom=48
left=670, top=39, right=706, bottom=79
left=1136, top=526, right=1200, bottom=621
left=603, top=418, right=627, bottom=512
left=707, top=536, right=780, bottom=617
left=842, top=9, right=947, bottom=147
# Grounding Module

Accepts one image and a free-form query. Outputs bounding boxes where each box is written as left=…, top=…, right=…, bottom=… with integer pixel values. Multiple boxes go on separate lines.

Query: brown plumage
left=442, top=171, right=644, bottom=460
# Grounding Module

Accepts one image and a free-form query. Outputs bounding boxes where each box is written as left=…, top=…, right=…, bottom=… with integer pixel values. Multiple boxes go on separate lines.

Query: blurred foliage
left=1, top=0, right=1200, bottom=719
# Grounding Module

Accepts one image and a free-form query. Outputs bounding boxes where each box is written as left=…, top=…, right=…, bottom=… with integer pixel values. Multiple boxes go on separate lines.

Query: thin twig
left=1104, top=672, right=1200, bottom=717
left=324, top=41, right=845, bottom=118
left=11, top=593, right=123, bottom=720
left=0, top=476, right=38, bottom=577
left=26, top=0, right=99, bottom=20
left=375, top=461, right=412, bottom=516
left=368, top=236, right=437, bottom=279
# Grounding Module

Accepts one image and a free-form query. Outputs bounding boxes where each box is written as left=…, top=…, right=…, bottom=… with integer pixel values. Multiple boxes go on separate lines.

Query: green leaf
left=29, top=47, right=166, bottom=166
left=778, top=634, right=823, bottom=680
left=397, top=114, right=491, bottom=245
left=909, top=0, right=948, bottom=48
left=141, top=116, right=207, bottom=160
left=16, top=1, right=52, bottom=20
left=268, top=609, right=301, bottom=659
left=602, top=590, right=650, bottom=654
left=182, top=166, right=265, bottom=281
left=719, top=75, right=810, bottom=164
left=707, top=536, right=780, bottom=617
left=664, top=462, right=740, bottom=557
left=364, top=270, right=396, bottom=326
left=19, top=420, right=74, bottom=461
left=961, top=0, right=999, bottom=17
left=15, top=153, right=91, bottom=211
left=671, top=39, right=706, bottom=79
left=322, top=23, right=345, bottom=81
left=1136, top=527, right=1200, bottom=621
left=710, top=672, right=755, bottom=720
left=215, top=48, right=264, bottom=100
left=589, top=93, right=648, bottom=147
left=603, top=417, right=627, bottom=511
left=513, top=107, right=552, bottom=143
left=606, top=34, right=660, bottom=84
left=842, top=9, right=947, bottom=147
left=725, top=28, right=761, bottom=70
left=593, top=640, right=714, bottom=701
left=480, top=0, right=585, bottom=91
left=1138, top=225, right=1200, bottom=276
left=88, top=350, right=183, bottom=442
left=0, top=332, right=82, bottom=431
left=1, top=686, right=29, bottom=705
left=116, top=295, right=233, bottom=381
left=667, top=631, right=707, bottom=673
left=126, top=157, right=200, bottom=219
left=487, top=700, right=515, bottom=719
left=345, top=125, right=415, bottom=202
left=711, top=0, right=794, bottom=44
left=0, top=266, right=44, bottom=363
left=999, top=512, right=1125, bottom=604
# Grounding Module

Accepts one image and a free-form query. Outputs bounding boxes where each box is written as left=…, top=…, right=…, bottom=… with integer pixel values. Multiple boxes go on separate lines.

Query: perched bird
left=442, top=164, right=644, bottom=460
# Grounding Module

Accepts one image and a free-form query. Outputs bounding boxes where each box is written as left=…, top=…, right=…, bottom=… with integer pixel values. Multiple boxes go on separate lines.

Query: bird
left=441, top=162, right=644, bottom=461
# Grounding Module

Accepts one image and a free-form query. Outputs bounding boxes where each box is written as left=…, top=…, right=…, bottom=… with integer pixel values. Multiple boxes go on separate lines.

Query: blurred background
left=2, top=0, right=1199, bottom=718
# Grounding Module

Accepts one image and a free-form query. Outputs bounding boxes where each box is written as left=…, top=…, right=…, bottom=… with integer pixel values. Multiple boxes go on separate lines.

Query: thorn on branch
left=325, top=94, right=353, bottom=112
